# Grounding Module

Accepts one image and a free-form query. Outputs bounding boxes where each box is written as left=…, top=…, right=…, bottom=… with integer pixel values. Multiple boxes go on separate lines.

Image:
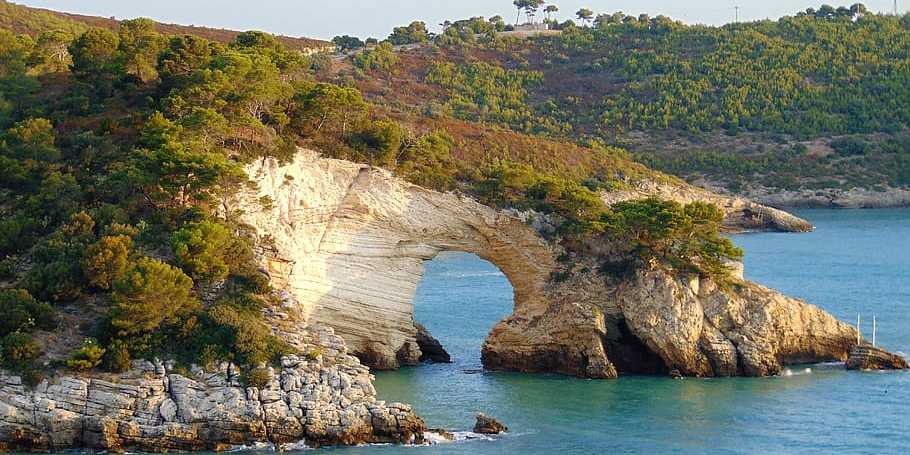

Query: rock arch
left=238, top=150, right=866, bottom=378
left=239, top=150, right=561, bottom=370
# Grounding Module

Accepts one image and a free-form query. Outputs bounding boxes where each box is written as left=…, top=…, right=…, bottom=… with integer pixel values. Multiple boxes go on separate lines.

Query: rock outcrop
left=415, top=324, right=451, bottom=363
left=234, top=150, right=893, bottom=379
left=0, top=327, right=425, bottom=452
left=600, top=180, right=814, bottom=232
left=747, top=185, right=910, bottom=209
left=846, top=345, right=909, bottom=370
left=473, top=413, right=507, bottom=434
left=238, top=150, right=557, bottom=371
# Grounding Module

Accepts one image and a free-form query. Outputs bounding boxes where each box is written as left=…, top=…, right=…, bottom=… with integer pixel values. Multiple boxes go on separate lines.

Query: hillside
left=335, top=7, right=910, bottom=206
left=0, top=0, right=330, bottom=50
left=0, top=0, right=781, bottom=395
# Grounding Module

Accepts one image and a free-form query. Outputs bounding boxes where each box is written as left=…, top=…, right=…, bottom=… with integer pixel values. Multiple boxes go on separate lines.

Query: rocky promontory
left=235, top=150, right=894, bottom=379
left=0, top=327, right=425, bottom=452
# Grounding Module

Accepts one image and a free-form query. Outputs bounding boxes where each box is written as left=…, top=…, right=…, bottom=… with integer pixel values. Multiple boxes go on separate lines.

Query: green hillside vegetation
left=0, top=1, right=329, bottom=50
left=0, top=7, right=741, bottom=381
left=348, top=4, right=910, bottom=193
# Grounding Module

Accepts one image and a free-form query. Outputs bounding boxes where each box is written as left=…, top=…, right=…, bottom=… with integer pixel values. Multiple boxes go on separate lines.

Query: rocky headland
left=0, top=327, right=426, bottom=452
left=0, top=149, right=904, bottom=452
left=234, top=150, right=896, bottom=378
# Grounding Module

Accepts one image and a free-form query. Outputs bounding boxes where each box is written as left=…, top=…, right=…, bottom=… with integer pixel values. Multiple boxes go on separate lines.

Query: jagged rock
left=473, top=413, right=507, bottom=434
left=234, top=150, right=895, bottom=379
left=415, top=324, right=451, bottom=363
left=846, top=345, right=909, bottom=370
left=0, top=333, right=426, bottom=452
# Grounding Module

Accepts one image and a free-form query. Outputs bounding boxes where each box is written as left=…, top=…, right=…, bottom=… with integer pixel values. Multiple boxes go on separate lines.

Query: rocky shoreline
left=0, top=327, right=426, bottom=452
left=744, top=186, right=910, bottom=209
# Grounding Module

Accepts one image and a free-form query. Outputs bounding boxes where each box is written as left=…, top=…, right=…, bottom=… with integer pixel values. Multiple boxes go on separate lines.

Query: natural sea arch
left=240, top=151, right=860, bottom=379
left=411, top=252, right=515, bottom=367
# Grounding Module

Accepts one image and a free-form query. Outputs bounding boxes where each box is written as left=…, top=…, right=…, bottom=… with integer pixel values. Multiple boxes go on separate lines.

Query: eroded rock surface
left=234, top=150, right=889, bottom=379
left=0, top=327, right=425, bottom=452
left=847, top=345, right=909, bottom=370
left=600, top=180, right=814, bottom=232
left=415, top=324, right=451, bottom=363
left=473, top=413, right=507, bottom=434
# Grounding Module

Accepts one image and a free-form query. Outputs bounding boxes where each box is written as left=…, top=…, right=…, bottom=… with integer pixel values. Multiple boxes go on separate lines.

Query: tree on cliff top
left=576, top=8, right=594, bottom=25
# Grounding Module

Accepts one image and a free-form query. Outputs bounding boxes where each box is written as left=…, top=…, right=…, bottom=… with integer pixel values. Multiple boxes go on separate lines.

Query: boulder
left=473, top=413, right=507, bottom=434
left=415, top=324, right=451, bottom=363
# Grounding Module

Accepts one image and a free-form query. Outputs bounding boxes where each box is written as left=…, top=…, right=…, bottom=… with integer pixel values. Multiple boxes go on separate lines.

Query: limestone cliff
left=235, top=150, right=883, bottom=378
left=0, top=327, right=425, bottom=452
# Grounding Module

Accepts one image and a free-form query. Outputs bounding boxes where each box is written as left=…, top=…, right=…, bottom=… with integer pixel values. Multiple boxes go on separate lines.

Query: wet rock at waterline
left=846, top=345, right=909, bottom=370
left=416, top=323, right=452, bottom=363
left=473, top=413, right=508, bottom=434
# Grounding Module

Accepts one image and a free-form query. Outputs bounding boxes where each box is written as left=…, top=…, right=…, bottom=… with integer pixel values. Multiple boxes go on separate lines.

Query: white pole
left=872, top=315, right=877, bottom=347
left=857, top=314, right=861, bottom=345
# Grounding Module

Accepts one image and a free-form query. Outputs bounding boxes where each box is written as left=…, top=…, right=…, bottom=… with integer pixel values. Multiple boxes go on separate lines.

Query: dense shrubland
left=353, top=5, right=910, bottom=193
left=0, top=3, right=746, bottom=380
left=0, top=18, right=463, bottom=381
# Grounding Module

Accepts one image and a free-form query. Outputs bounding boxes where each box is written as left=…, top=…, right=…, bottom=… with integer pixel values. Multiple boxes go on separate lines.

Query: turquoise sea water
left=326, top=209, right=910, bottom=455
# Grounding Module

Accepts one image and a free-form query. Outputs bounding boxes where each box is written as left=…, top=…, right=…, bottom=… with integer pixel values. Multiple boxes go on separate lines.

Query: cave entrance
left=412, top=251, right=514, bottom=368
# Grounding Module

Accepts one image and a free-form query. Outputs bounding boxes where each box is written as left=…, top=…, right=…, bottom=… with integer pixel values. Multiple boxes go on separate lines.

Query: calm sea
left=324, top=209, right=910, bottom=454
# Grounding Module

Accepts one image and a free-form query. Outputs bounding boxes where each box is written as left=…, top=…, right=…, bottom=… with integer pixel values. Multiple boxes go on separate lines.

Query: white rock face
left=0, top=327, right=426, bottom=452
left=237, top=150, right=557, bottom=369
left=236, top=150, right=863, bottom=379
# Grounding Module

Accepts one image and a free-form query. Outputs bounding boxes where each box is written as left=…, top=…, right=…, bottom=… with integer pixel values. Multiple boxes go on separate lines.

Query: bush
left=66, top=338, right=105, bottom=371
left=1, top=333, right=41, bottom=368
left=172, top=220, right=253, bottom=283
left=102, top=339, right=132, bottom=373
left=82, top=234, right=133, bottom=289
left=241, top=367, right=271, bottom=389
left=24, top=212, right=96, bottom=302
left=603, top=198, right=743, bottom=280
left=0, top=289, right=56, bottom=336
left=109, top=257, right=199, bottom=337
left=352, top=42, right=399, bottom=73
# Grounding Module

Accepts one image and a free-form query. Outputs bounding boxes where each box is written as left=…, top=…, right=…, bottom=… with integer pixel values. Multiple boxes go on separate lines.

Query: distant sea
left=321, top=209, right=910, bottom=455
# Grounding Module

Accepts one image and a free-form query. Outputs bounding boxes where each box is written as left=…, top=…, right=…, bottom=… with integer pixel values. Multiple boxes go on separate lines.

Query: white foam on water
left=227, top=441, right=276, bottom=452
left=782, top=367, right=813, bottom=377
left=422, top=430, right=498, bottom=445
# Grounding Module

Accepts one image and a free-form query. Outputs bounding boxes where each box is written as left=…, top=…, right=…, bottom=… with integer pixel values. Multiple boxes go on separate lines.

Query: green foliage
left=426, top=61, right=558, bottom=133
left=172, top=219, right=235, bottom=283
left=68, top=28, right=121, bottom=91
left=25, top=212, right=95, bottom=302
left=603, top=198, right=743, bottom=280
left=109, top=257, right=199, bottom=338
left=475, top=160, right=607, bottom=230
left=3, top=117, right=59, bottom=161
left=118, top=18, right=162, bottom=82
left=352, top=42, right=398, bottom=73
left=82, top=234, right=133, bottom=290
left=387, top=21, right=429, bottom=45
left=305, top=347, right=324, bottom=361
left=66, top=338, right=105, bottom=371
left=101, top=339, right=131, bottom=373
left=292, top=82, right=368, bottom=139
left=0, top=288, right=55, bottom=336
left=241, top=367, right=271, bottom=389
left=332, top=35, right=364, bottom=52
left=0, top=332, right=41, bottom=368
